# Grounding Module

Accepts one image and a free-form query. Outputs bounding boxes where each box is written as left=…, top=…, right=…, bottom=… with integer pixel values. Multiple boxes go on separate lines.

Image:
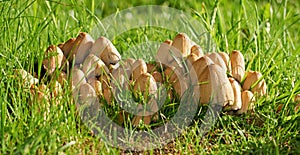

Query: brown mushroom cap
left=90, top=36, right=121, bottom=66
left=82, top=54, right=108, bottom=79
left=207, top=52, right=227, bottom=72
left=61, top=38, right=76, bottom=58
left=237, top=90, right=255, bottom=114
left=218, top=52, right=231, bottom=72
left=171, top=33, right=192, bottom=57
left=42, top=45, right=64, bottom=75
left=131, top=59, right=147, bottom=81
left=190, top=45, right=203, bottom=57
left=69, top=32, right=95, bottom=65
left=155, top=39, right=173, bottom=64
left=230, top=50, right=245, bottom=82
left=243, top=71, right=267, bottom=96
left=228, top=77, right=242, bottom=109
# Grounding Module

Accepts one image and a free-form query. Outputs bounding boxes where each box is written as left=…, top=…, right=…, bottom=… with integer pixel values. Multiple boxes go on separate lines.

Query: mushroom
left=171, top=33, right=192, bottom=57
left=242, top=71, right=267, bottom=96
left=192, top=56, right=213, bottom=104
left=190, top=45, right=203, bottom=58
left=82, top=54, right=109, bottom=79
left=207, top=52, right=227, bottom=72
left=186, top=53, right=200, bottom=70
left=230, top=50, right=245, bottom=82
left=131, top=59, right=147, bottom=81
left=42, top=45, right=64, bottom=75
left=61, top=38, right=76, bottom=58
left=69, top=32, right=94, bottom=65
left=228, top=77, right=242, bottom=110
left=209, top=64, right=234, bottom=106
left=90, top=36, right=121, bottom=67
left=218, top=52, right=231, bottom=72
left=71, top=68, right=86, bottom=94
left=237, top=90, right=255, bottom=114
left=87, top=77, right=102, bottom=96
left=78, top=83, right=99, bottom=113
left=155, top=39, right=173, bottom=65
left=132, top=73, right=158, bottom=126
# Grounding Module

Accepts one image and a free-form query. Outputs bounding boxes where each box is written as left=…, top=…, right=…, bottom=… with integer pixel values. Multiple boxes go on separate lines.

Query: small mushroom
left=69, top=32, right=95, bottom=65
left=151, top=71, right=163, bottom=83
left=102, top=83, right=112, bottom=105
left=163, top=66, right=178, bottom=83
left=228, top=77, right=242, bottom=110
left=218, top=52, right=231, bottom=72
left=61, top=38, right=76, bottom=58
left=82, top=54, right=109, bottom=79
left=230, top=50, right=245, bottom=82
left=57, top=71, right=68, bottom=86
left=155, top=39, right=173, bottom=65
left=146, top=63, right=157, bottom=73
left=42, top=45, right=64, bottom=75
left=209, top=64, right=234, bottom=106
left=242, top=71, right=267, bottom=96
left=237, top=90, right=255, bottom=114
left=173, top=77, right=188, bottom=97
left=71, top=68, right=86, bottom=90
left=207, top=52, right=227, bottom=72
left=132, top=73, right=158, bottom=126
left=171, top=33, right=192, bottom=57
left=190, top=45, right=203, bottom=57
left=87, top=77, right=102, bottom=96
left=131, top=59, right=147, bottom=81
left=90, top=36, right=121, bottom=66
left=186, top=53, right=200, bottom=69
left=78, top=83, right=98, bottom=111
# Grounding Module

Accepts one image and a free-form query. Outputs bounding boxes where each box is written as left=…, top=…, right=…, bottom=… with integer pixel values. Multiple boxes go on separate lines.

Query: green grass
left=1, top=0, right=300, bottom=154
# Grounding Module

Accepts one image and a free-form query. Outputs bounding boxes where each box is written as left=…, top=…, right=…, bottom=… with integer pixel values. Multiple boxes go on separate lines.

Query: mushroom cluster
left=17, top=32, right=268, bottom=126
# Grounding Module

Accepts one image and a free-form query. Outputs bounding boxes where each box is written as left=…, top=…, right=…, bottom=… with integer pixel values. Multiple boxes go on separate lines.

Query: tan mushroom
left=69, top=32, right=94, bottom=65
left=209, top=64, right=234, bottom=106
left=87, top=77, right=102, bottom=96
left=218, top=52, right=231, bottom=72
left=207, top=52, right=227, bottom=72
left=131, top=59, right=147, bottom=81
left=90, top=36, right=121, bottom=66
left=163, top=66, right=178, bottom=83
left=228, top=77, right=242, bottom=110
left=42, top=45, right=64, bottom=75
left=71, top=68, right=86, bottom=90
left=237, top=90, right=255, bottom=114
left=146, top=63, right=157, bottom=73
left=132, top=73, right=158, bottom=126
left=190, top=44, right=203, bottom=57
left=242, top=71, right=267, bottom=96
left=78, top=83, right=98, bottom=110
left=230, top=50, right=245, bottom=82
left=155, top=39, right=173, bottom=64
left=186, top=53, right=200, bottom=69
left=171, top=33, right=192, bottom=57
left=61, top=38, right=76, bottom=58
left=151, top=71, right=163, bottom=83
left=57, top=71, right=68, bottom=86
left=82, top=54, right=109, bottom=79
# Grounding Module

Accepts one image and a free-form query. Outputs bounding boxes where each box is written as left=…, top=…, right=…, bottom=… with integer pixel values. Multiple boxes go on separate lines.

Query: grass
left=1, top=0, right=300, bottom=154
